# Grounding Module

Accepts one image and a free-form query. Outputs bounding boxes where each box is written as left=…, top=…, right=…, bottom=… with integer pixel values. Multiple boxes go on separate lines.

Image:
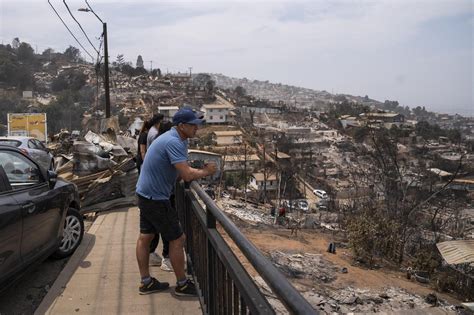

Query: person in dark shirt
left=136, top=114, right=163, bottom=173
left=136, top=120, right=152, bottom=174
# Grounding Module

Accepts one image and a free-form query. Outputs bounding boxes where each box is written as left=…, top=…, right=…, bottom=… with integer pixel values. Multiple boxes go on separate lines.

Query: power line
left=47, top=0, right=94, bottom=60
left=63, top=0, right=99, bottom=54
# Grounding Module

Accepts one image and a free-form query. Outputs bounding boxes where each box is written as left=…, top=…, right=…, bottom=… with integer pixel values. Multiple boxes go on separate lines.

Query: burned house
left=360, top=112, right=405, bottom=128
left=224, top=154, right=260, bottom=172
left=213, top=130, right=243, bottom=146
left=249, top=172, right=278, bottom=191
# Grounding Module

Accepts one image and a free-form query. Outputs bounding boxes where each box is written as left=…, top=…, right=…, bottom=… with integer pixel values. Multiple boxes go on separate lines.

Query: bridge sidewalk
left=35, top=207, right=202, bottom=315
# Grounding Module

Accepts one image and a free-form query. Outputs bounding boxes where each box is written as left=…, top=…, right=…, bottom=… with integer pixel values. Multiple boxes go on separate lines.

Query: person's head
left=158, top=120, right=173, bottom=136
left=150, top=113, right=164, bottom=128
left=172, top=107, right=205, bottom=139
left=139, top=118, right=154, bottom=134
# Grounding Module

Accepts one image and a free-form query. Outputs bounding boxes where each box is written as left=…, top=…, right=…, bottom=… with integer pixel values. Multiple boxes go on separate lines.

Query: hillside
left=210, top=73, right=382, bottom=110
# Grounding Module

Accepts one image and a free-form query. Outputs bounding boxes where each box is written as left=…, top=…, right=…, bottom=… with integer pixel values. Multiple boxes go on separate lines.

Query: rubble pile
left=54, top=130, right=138, bottom=212
left=269, top=251, right=339, bottom=283
left=219, top=199, right=274, bottom=225
left=310, top=287, right=455, bottom=314
left=254, top=275, right=455, bottom=314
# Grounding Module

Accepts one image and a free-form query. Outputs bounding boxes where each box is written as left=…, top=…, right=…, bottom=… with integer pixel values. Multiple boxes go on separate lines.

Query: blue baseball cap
left=173, top=107, right=205, bottom=125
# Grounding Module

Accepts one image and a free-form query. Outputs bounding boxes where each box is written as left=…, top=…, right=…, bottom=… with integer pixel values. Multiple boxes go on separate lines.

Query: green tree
left=16, top=66, right=35, bottom=90
left=446, top=129, right=462, bottom=144
left=51, top=70, right=86, bottom=92
left=17, top=42, right=35, bottom=62
left=347, top=209, right=400, bottom=266
left=353, top=126, right=369, bottom=143
left=42, top=90, right=85, bottom=133
left=121, top=64, right=135, bottom=77
left=42, top=48, right=54, bottom=56
left=234, top=86, right=246, bottom=97
left=116, top=54, right=125, bottom=65
left=64, top=46, right=81, bottom=63
left=113, top=54, right=125, bottom=70
left=383, top=100, right=399, bottom=111
left=0, top=43, right=34, bottom=89
left=0, top=96, right=28, bottom=125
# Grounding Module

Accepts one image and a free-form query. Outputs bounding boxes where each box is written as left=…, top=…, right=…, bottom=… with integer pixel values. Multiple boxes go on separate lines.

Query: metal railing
left=176, top=181, right=316, bottom=315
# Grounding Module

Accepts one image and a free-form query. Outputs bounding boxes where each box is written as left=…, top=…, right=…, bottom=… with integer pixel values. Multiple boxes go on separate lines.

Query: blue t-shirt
left=136, top=127, right=188, bottom=200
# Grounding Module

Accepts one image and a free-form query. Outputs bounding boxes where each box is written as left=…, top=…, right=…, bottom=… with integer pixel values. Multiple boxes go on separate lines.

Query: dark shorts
left=137, top=194, right=183, bottom=242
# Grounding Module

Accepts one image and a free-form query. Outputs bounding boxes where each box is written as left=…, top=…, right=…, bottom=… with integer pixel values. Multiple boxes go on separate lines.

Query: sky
left=1, top=0, right=473, bottom=115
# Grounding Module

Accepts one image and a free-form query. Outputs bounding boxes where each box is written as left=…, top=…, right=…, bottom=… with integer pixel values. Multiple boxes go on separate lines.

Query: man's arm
left=174, top=162, right=217, bottom=182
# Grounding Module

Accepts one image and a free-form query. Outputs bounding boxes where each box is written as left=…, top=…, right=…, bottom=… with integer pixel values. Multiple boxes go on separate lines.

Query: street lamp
left=78, top=6, right=111, bottom=118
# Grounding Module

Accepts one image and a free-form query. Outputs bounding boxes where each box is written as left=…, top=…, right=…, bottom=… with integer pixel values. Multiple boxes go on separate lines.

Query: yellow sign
left=8, top=113, right=48, bottom=142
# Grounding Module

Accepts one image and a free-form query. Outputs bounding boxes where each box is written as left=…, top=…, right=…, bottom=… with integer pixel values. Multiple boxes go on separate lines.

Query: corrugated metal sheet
left=436, top=240, right=474, bottom=265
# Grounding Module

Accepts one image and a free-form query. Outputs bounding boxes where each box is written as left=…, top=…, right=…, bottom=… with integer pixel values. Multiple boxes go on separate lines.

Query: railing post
left=183, top=181, right=193, bottom=274
left=206, top=206, right=216, bottom=314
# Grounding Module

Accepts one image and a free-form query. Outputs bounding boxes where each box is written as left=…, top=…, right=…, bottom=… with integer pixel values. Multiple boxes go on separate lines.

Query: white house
left=249, top=173, right=278, bottom=191
left=213, top=130, right=243, bottom=146
left=201, top=104, right=234, bottom=124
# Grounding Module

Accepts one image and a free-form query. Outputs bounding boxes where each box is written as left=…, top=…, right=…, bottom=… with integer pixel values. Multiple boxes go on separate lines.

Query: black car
left=0, top=145, right=84, bottom=289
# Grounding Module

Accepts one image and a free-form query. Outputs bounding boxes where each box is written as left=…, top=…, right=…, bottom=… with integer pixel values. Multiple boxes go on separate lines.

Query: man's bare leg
left=169, top=234, right=186, bottom=281
left=137, top=233, right=154, bottom=278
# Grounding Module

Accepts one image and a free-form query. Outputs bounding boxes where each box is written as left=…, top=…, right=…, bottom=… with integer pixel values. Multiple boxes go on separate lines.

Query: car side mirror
left=47, top=170, right=57, bottom=187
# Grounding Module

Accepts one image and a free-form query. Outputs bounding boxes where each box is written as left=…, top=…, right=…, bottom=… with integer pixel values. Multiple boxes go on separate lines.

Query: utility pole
left=263, top=141, right=267, bottom=204
left=79, top=4, right=111, bottom=118
left=103, top=22, right=111, bottom=118
left=244, top=144, right=247, bottom=205
left=274, top=144, right=280, bottom=205
left=301, top=147, right=306, bottom=199
left=149, top=60, right=153, bottom=72
left=217, top=146, right=227, bottom=201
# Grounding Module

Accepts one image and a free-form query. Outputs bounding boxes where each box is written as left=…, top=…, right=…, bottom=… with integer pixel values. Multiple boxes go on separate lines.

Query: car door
left=27, top=139, right=49, bottom=170
left=0, top=163, right=23, bottom=285
left=33, top=139, right=51, bottom=169
left=0, top=150, right=63, bottom=264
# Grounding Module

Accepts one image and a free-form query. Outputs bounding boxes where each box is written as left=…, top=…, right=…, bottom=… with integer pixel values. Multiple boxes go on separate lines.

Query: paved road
left=0, top=217, right=94, bottom=314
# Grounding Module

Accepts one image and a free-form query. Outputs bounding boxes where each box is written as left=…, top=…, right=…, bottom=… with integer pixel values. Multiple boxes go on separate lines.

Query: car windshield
left=0, top=139, right=22, bottom=147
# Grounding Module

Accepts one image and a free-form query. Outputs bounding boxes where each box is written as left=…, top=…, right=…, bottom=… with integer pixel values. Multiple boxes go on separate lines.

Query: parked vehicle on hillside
left=0, top=145, right=83, bottom=291
left=0, top=136, right=54, bottom=170
left=298, top=200, right=309, bottom=212
left=313, top=189, right=328, bottom=199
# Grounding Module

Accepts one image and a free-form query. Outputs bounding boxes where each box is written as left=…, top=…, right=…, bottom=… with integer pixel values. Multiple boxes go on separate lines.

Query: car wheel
left=53, top=207, right=84, bottom=259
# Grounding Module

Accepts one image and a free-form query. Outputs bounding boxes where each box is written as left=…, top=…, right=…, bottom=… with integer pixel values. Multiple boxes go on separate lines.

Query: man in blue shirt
left=135, top=107, right=217, bottom=296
